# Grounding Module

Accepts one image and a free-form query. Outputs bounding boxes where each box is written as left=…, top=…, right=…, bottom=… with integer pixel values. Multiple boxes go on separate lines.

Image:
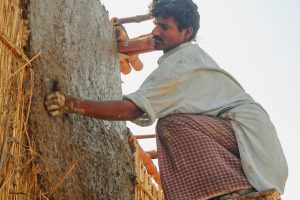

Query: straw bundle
left=0, top=0, right=41, bottom=199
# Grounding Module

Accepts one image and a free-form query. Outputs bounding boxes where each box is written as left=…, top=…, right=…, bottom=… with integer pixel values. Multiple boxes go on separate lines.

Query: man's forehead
left=153, top=16, right=176, bottom=25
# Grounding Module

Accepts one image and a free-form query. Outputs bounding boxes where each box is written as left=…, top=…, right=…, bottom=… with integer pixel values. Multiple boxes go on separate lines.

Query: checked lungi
left=156, top=114, right=252, bottom=200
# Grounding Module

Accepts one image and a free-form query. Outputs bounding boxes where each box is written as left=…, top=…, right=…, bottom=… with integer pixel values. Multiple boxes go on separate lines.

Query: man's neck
left=163, top=43, right=183, bottom=53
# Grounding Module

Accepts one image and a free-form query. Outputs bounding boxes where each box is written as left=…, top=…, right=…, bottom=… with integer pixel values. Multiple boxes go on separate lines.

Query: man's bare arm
left=45, top=91, right=143, bottom=120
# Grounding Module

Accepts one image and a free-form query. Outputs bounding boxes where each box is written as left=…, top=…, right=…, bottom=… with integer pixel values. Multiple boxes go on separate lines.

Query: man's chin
left=154, top=43, right=164, bottom=50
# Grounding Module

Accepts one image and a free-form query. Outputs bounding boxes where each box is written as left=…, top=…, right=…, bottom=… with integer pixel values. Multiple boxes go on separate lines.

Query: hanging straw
left=0, top=0, right=41, bottom=199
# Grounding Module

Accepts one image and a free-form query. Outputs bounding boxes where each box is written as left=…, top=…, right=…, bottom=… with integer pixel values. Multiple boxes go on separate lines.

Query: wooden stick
left=134, top=134, right=156, bottom=139
left=111, top=14, right=152, bottom=25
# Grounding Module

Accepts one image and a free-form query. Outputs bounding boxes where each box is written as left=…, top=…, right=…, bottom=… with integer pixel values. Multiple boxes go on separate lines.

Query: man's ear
left=184, top=27, right=193, bottom=41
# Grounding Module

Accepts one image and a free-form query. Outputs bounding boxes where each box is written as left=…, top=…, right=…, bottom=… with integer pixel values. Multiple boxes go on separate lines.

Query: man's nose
left=151, top=26, right=160, bottom=36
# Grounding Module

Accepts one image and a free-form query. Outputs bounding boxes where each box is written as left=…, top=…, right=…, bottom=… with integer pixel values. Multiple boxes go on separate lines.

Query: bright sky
left=101, top=0, right=300, bottom=199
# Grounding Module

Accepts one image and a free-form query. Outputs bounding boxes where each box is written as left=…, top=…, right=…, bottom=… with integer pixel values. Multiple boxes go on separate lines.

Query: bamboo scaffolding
left=0, top=0, right=41, bottom=199
left=134, top=142, right=164, bottom=200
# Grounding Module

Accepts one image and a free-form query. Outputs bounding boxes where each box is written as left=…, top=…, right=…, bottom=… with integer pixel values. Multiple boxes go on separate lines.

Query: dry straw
left=0, top=0, right=41, bottom=199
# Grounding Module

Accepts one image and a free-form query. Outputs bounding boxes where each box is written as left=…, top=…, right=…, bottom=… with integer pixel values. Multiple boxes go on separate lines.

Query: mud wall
left=26, top=0, right=134, bottom=199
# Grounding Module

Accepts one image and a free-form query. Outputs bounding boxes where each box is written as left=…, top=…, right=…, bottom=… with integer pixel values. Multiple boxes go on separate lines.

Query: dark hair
left=148, top=0, right=200, bottom=41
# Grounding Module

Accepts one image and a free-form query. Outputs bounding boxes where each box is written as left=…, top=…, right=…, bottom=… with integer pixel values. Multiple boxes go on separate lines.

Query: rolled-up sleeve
left=124, top=92, right=156, bottom=126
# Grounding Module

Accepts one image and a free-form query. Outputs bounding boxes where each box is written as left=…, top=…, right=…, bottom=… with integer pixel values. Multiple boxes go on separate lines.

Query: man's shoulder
left=174, top=41, right=201, bottom=55
left=165, top=42, right=218, bottom=68
left=160, top=42, right=199, bottom=63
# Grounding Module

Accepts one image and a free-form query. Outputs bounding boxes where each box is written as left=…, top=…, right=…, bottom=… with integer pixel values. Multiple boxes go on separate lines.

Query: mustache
left=153, top=35, right=163, bottom=41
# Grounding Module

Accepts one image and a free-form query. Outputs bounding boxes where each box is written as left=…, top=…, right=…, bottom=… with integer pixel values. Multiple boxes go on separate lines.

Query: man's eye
left=161, top=25, right=168, bottom=30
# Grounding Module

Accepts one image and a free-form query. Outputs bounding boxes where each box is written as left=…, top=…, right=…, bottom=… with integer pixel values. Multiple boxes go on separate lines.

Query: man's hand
left=119, top=53, right=132, bottom=75
left=45, top=91, right=68, bottom=117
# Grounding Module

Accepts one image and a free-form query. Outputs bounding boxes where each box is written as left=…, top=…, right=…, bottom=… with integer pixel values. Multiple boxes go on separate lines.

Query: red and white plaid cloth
left=156, top=114, right=252, bottom=200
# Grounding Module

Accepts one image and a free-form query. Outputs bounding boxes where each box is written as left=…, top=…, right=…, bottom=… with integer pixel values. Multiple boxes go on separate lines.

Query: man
left=45, top=0, right=288, bottom=199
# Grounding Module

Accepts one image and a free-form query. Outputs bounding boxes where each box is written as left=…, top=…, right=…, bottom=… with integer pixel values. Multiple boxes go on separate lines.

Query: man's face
left=152, top=16, right=191, bottom=52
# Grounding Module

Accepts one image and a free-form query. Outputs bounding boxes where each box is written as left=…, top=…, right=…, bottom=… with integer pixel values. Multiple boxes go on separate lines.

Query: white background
left=101, top=0, right=300, bottom=199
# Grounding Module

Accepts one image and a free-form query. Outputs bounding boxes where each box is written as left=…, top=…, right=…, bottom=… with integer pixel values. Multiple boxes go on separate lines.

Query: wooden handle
left=111, top=14, right=152, bottom=25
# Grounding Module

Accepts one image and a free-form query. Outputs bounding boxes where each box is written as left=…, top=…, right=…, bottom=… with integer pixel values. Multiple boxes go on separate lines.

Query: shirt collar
left=157, top=41, right=194, bottom=65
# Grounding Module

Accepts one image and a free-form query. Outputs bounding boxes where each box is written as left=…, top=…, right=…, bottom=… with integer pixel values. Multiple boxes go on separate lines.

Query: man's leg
left=156, top=114, right=253, bottom=200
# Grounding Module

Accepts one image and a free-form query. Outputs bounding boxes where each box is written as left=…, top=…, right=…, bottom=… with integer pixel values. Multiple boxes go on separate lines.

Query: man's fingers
left=45, top=98, right=63, bottom=106
left=45, top=92, right=65, bottom=107
left=46, top=91, right=61, bottom=100
left=49, top=110, right=63, bottom=117
left=45, top=96, right=60, bottom=104
left=46, top=104, right=61, bottom=111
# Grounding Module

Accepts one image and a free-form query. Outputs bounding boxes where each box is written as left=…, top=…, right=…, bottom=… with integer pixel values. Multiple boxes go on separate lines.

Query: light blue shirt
left=125, top=42, right=288, bottom=194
